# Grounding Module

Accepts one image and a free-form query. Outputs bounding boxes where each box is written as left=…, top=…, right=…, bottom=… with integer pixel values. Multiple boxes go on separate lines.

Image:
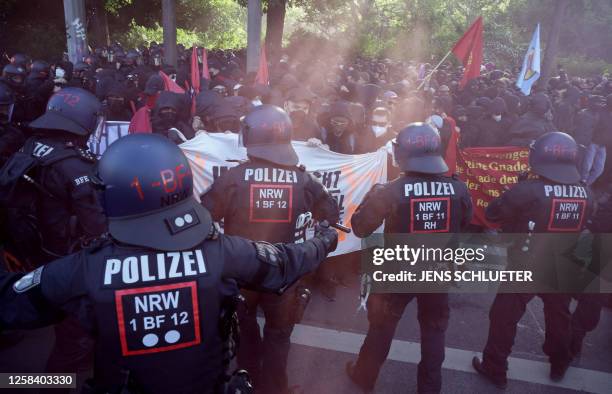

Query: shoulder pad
left=253, top=242, right=282, bottom=267
left=296, top=165, right=306, bottom=172
left=13, top=266, right=44, bottom=294
left=73, top=146, right=97, bottom=163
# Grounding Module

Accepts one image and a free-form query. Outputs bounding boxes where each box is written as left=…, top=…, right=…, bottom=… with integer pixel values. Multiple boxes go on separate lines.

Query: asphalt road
left=1, top=273, right=611, bottom=394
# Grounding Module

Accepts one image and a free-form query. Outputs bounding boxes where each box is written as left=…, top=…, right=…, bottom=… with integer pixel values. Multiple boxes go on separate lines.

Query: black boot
left=472, top=357, right=507, bottom=389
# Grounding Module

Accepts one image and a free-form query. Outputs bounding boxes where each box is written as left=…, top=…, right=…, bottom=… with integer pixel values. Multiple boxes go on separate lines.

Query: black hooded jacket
left=151, top=91, right=195, bottom=143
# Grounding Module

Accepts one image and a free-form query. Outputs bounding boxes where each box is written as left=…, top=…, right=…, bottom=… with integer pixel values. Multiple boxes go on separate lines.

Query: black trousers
left=482, top=293, right=572, bottom=378
left=352, top=293, right=449, bottom=393
left=571, top=293, right=605, bottom=351
left=237, top=289, right=296, bottom=394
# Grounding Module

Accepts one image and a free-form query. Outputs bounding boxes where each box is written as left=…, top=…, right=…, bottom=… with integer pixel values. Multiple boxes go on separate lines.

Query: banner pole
left=417, top=50, right=452, bottom=91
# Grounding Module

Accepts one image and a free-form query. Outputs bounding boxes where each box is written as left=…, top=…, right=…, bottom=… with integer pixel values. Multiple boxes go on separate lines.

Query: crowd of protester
left=2, top=41, right=612, bottom=293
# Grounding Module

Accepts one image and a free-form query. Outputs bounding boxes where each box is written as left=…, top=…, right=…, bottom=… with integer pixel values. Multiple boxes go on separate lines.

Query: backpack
left=0, top=139, right=78, bottom=271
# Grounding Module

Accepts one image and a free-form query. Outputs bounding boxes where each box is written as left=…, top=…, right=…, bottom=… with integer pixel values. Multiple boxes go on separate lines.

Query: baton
left=331, top=223, right=351, bottom=233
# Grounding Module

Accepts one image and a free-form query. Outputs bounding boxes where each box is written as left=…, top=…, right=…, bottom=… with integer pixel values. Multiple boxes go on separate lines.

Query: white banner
left=181, top=132, right=387, bottom=256
left=88, top=121, right=131, bottom=157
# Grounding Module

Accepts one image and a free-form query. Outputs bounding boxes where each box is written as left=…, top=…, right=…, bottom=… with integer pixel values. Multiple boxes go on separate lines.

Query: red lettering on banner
left=456, top=147, right=530, bottom=228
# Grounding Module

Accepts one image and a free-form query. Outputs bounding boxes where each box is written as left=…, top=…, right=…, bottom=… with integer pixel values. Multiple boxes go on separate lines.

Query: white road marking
left=269, top=319, right=612, bottom=394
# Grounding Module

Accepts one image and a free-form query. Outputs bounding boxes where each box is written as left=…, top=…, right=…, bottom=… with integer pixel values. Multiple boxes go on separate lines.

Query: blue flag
left=516, top=24, right=541, bottom=95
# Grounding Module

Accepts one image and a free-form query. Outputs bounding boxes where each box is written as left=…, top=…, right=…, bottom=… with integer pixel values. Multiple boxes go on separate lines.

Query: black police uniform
left=201, top=105, right=340, bottom=394
left=16, top=135, right=106, bottom=259
left=14, top=88, right=108, bottom=386
left=1, top=133, right=338, bottom=394
left=348, top=123, right=473, bottom=394
left=1, top=230, right=333, bottom=393
left=475, top=132, right=593, bottom=387
left=25, top=88, right=108, bottom=260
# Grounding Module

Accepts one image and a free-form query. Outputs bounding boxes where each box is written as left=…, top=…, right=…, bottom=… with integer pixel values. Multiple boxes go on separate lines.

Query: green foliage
left=557, top=56, right=612, bottom=77
left=0, top=0, right=610, bottom=70
left=105, top=0, right=133, bottom=15
left=112, top=0, right=247, bottom=49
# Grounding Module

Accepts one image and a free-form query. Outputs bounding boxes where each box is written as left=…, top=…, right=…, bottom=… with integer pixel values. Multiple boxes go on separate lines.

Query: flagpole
left=417, top=50, right=452, bottom=91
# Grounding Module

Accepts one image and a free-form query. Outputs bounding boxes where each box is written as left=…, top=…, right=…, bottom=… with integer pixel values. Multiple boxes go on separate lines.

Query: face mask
left=493, top=114, right=502, bottom=122
left=251, top=99, right=262, bottom=106
left=159, top=111, right=177, bottom=126
left=371, top=125, right=388, bottom=138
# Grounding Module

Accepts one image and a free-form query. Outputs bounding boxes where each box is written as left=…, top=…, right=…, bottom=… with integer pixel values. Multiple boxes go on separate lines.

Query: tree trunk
left=247, top=0, right=262, bottom=74
left=89, top=0, right=109, bottom=47
left=162, top=0, right=177, bottom=67
left=265, top=0, right=286, bottom=65
left=540, top=0, right=569, bottom=89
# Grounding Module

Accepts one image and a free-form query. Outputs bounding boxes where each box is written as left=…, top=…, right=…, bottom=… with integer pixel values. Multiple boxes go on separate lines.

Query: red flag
left=255, top=46, right=269, bottom=86
left=159, top=71, right=185, bottom=94
left=452, top=16, right=483, bottom=88
left=201, top=47, right=211, bottom=81
left=128, top=107, right=152, bottom=133
left=190, top=46, right=200, bottom=94
left=443, top=115, right=459, bottom=176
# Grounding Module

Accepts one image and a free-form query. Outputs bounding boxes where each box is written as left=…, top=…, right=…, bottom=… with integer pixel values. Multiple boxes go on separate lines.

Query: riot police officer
left=201, top=104, right=340, bottom=394
left=347, top=123, right=473, bottom=394
left=473, top=132, right=593, bottom=388
left=18, top=87, right=107, bottom=261
left=0, top=87, right=108, bottom=388
left=0, top=133, right=339, bottom=394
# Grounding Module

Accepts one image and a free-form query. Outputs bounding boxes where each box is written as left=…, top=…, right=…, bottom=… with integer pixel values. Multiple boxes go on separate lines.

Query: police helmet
left=241, top=104, right=298, bottom=166
left=29, top=87, right=101, bottom=136
left=392, top=122, right=448, bottom=174
left=95, top=134, right=212, bottom=251
left=529, top=131, right=579, bottom=184
left=11, top=53, right=30, bottom=68
left=30, top=60, right=50, bottom=77
left=2, top=64, right=27, bottom=87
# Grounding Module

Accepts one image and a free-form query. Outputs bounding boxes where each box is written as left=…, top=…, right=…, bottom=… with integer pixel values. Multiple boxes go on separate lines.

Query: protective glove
left=315, top=220, right=338, bottom=254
